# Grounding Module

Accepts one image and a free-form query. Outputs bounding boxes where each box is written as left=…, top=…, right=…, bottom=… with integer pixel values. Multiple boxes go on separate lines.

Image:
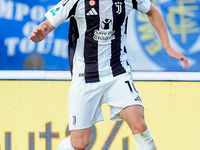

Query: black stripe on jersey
left=132, top=0, right=138, bottom=10
left=124, top=46, right=130, bottom=66
left=124, top=17, right=128, bottom=34
left=84, top=0, right=100, bottom=83
left=68, top=17, right=79, bottom=75
left=124, top=45, right=127, bottom=53
left=111, top=0, right=126, bottom=77
left=67, top=1, right=79, bottom=19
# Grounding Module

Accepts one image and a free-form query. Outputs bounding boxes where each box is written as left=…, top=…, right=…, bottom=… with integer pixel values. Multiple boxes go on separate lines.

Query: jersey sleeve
left=45, top=0, right=78, bottom=28
left=135, top=0, right=151, bottom=14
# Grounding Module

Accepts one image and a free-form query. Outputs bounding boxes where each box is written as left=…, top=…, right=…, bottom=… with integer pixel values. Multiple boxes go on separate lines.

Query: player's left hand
left=166, top=47, right=189, bottom=69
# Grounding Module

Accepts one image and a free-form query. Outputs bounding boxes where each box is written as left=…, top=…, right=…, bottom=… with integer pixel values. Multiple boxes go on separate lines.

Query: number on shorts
left=125, top=81, right=133, bottom=93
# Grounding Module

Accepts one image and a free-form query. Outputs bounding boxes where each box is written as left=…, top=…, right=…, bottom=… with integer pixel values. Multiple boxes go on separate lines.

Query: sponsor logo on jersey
left=101, top=18, right=112, bottom=29
left=134, top=0, right=200, bottom=71
left=93, top=18, right=116, bottom=41
left=89, top=0, right=96, bottom=6
left=87, top=8, right=98, bottom=15
left=135, top=96, right=142, bottom=102
left=50, top=7, right=61, bottom=16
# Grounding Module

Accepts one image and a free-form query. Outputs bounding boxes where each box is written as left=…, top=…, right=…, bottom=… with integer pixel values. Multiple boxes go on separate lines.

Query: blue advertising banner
left=0, top=0, right=200, bottom=71
left=127, top=0, right=200, bottom=71
left=0, top=0, right=70, bottom=70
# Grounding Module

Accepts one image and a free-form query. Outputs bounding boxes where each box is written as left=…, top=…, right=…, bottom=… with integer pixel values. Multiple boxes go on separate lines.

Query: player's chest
left=75, top=0, right=127, bottom=21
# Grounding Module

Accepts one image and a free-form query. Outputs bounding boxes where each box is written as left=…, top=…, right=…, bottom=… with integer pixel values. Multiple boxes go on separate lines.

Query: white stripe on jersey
left=98, top=0, right=113, bottom=78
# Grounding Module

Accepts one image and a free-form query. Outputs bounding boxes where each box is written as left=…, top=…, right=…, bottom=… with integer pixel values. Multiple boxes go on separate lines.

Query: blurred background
left=0, top=0, right=199, bottom=71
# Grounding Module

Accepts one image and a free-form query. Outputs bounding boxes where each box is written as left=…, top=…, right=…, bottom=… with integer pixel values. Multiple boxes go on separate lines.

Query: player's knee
left=136, top=120, right=147, bottom=131
left=71, top=137, right=90, bottom=150
left=131, top=119, right=147, bottom=134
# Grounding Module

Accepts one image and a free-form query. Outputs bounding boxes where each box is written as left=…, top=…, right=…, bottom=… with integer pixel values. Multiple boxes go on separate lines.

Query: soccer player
left=29, top=0, right=189, bottom=149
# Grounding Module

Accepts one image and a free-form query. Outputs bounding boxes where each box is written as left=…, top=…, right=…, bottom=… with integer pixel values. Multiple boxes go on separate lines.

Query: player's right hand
left=29, top=25, right=47, bottom=43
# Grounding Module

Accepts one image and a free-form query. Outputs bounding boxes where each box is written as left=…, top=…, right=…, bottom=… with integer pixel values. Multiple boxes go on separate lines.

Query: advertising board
left=1, top=81, right=200, bottom=150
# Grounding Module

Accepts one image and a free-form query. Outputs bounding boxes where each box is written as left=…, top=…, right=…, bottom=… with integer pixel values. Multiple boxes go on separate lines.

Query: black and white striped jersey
left=45, top=0, right=151, bottom=83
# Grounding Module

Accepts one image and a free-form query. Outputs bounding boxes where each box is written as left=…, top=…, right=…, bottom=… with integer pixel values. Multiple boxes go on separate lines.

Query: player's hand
left=29, top=25, right=48, bottom=43
left=166, top=47, right=189, bottom=69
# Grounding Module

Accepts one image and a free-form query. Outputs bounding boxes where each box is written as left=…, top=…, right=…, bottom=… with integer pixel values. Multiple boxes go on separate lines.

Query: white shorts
left=68, top=72, right=143, bottom=130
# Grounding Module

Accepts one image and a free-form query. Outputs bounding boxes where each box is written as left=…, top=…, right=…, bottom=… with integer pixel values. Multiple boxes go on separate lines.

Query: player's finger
left=182, top=57, right=189, bottom=69
left=183, top=60, right=186, bottom=69
left=29, top=36, right=33, bottom=40
left=181, top=56, right=185, bottom=69
left=31, top=32, right=36, bottom=36
left=185, top=58, right=189, bottom=69
left=29, top=35, right=34, bottom=40
left=33, top=28, right=39, bottom=33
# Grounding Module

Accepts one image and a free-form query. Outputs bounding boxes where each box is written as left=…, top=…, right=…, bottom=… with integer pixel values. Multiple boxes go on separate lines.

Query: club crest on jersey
left=115, top=2, right=122, bottom=14
left=72, top=116, right=76, bottom=125
left=89, top=0, right=96, bottom=6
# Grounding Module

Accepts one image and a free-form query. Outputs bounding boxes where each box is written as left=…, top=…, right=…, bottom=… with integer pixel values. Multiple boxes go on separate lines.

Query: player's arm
left=29, top=19, right=55, bottom=43
left=146, top=4, right=189, bottom=69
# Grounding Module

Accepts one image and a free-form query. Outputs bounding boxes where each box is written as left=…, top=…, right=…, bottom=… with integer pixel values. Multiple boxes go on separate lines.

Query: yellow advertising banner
left=0, top=81, right=200, bottom=150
